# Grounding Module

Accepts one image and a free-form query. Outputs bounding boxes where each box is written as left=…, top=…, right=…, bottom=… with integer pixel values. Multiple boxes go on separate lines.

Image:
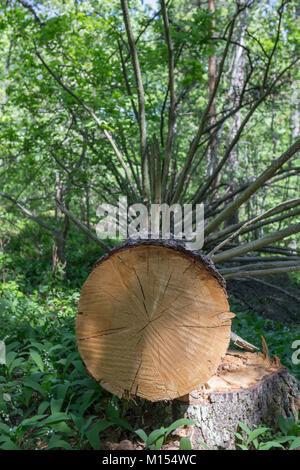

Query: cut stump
left=77, top=239, right=234, bottom=401
left=176, top=351, right=300, bottom=449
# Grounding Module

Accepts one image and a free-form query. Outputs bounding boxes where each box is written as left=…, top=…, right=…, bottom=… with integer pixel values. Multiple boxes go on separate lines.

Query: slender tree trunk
left=85, top=184, right=90, bottom=244
left=224, top=7, right=248, bottom=227
left=55, top=170, right=63, bottom=220
left=52, top=212, right=69, bottom=275
left=52, top=173, right=70, bottom=274
left=208, top=0, right=218, bottom=189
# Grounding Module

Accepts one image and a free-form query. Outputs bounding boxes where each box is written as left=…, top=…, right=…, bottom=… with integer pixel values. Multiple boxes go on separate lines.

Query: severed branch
left=223, top=264, right=300, bottom=279
left=212, top=221, right=300, bottom=264
left=205, top=198, right=300, bottom=247
left=208, top=199, right=300, bottom=257
left=220, top=260, right=300, bottom=275
left=217, top=256, right=300, bottom=263
left=230, top=331, right=259, bottom=352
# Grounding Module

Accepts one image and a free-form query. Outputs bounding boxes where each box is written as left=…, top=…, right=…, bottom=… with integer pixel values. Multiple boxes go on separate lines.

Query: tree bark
left=224, top=5, right=248, bottom=227
left=176, top=351, right=300, bottom=450
left=52, top=213, right=69, bottom=275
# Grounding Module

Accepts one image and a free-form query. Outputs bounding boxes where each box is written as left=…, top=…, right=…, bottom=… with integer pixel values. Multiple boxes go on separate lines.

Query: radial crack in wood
left=77, top=240, right=233, bottom=401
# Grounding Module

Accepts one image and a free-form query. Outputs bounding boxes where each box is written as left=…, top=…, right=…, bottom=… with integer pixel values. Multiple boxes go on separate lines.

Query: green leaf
left=47, top=436, right=73, bottom=450
left=180, top=437, right=192, bottom=450
left=78, top=389, right=96, bottom=415
left=0, top=438, right=21, bottom=450
left=146, top=428, right=165, bottom=447
left=289, top=436, right=300, bottom=450
left=236, top=443, right=249, bottom=450
left=247, top=427, right=269, bottom=444
left=70, top=413, right=86, bottom=433
left=110, top=416, right=133, bottom=432
left=85, top=421, right=112, bottom=450
left=135, top=428, right=148, bottom=443
left=19, top=414, right=47, bottom=427
left=258, top=441, right=284, bottom=450
left=23, top=379, right=46, bottom=397
left=165, top=419, right=195, bottom=437
left=30, top=350, right=44, bottom=371
left=54, top=384, right=69, bottom=403
left=5, top=351, right=17, bottom=368
left=197, top=440, right=211, bottom=450
left=154, top=434, right=164, bottom=450
left=41, top=412, right=70, bottom=425
left=234, top=432, right=245, bottom=441
left=8, top=357, right=25, bottom=374
left=38, top=401, right=50, bottom=415
left=238, top=421, right=251, bottom=435
left=50, top=398, right=64, bottom=414
left=0, top=422, right=10, bottom=434
left=276, top=435, right=299, bottom=443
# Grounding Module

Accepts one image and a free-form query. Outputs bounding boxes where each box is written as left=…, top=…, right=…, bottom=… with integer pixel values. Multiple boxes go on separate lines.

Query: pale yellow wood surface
left=77, top=244, right=234, bottom=401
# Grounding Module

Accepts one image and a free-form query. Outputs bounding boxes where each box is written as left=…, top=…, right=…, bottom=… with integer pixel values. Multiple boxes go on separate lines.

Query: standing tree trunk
left=177, top=350, right=300, bottom=449
left=224, top=6, right=248, bottom=227
left=208, top=0, right=217, bottom=186
left=52, top=213, right=69, bottom=275
left=52, top=176, right=70, bottom=275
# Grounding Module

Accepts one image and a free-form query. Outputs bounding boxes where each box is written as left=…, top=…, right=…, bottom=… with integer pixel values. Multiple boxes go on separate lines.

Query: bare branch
left=262, top=1, right=286, bottom=89
left=0, top=192, right=60, bottom=235
left=205, top=198, right=300, bottom=247
left=195, top=56, right=299, bottom=205
left=212, top=221, right=300, bottom=264
left=208, top=199, right=300, bottom=257
left=205, top=138, right=300, bottom=237
left=17, top=0, right=43, bottom=24
left=121, top=0, right=149, bottom=203
left=35, top=49, right=137, bottom=196
left=171, top=12, right=238, bottom=203
left=161, top=0, right=176, bottom=198
left=117, top=39, right=139, bottom=122
left=224, top=264, right=300, bottom=279
left=55, top=199, right=111, bottom=251
left=220, top=260, right=300, bottom=275
left=230, top=331, right=259, bottom=352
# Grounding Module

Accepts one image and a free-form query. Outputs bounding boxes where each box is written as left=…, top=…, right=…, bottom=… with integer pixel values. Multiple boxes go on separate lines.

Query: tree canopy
left=0, top=0, right=299, bottom=275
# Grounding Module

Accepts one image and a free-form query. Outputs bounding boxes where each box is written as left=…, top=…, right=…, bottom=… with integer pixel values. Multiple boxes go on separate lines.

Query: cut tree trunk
left=176, top=350, right=300, bottom=450
left=77, top=239, right=234, bottom=401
